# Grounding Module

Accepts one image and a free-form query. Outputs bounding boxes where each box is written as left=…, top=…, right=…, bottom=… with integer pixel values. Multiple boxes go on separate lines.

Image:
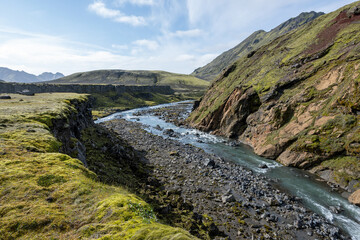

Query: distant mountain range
left=0, top=67, right=64, bottom=83
left=191, top=11, right=324, bottom=81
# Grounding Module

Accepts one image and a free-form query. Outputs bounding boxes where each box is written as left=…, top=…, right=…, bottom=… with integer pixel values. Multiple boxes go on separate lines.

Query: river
left=96, top=101, right=360, bottom=240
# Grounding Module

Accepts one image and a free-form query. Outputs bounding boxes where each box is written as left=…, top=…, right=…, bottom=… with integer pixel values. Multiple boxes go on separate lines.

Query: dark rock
left=46, top=196, right=55, bottom=203
left=17, top=89, right=35, bottom=96
left=0, top=95, right=11, bottom=99
left=204, top=158, right=215, bottom=167
left=163, top=129, right=180, bottom=138
left=258, top=163, right=268, bottom=169
left=347, top=5, right=360, bottom=17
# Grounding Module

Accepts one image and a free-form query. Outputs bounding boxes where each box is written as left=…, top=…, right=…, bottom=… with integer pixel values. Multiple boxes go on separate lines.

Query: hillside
left=0, top=67, right=64, bottom=83
left=0, top=93, right=196, bottom=239
left=191, top=11, right=324, bottom=81
left=47, top=69, right=209, bottom=94
left=188, top=1, right=360, bottom=201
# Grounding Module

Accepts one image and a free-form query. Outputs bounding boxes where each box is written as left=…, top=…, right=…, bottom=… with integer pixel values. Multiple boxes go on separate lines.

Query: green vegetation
left=0, top=93, right=196, bottom=239
left=191, top=11, right=324, bottom=81
left=46, top=69, right=209, bottom=94
left=321, top=156, right=360, bottom=187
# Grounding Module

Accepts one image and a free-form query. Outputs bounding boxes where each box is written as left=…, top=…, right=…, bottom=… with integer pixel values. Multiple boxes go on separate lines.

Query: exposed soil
left=306, top=10, right=360, bottom=55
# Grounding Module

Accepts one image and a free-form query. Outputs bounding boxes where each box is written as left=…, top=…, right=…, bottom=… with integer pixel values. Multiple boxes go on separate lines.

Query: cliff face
left=50, top=97, right=94, bottom=166
left=0, top=82, right=174, bottom=95
left=191, top=11, right=324, bottom=81
left=189, top=2, right=360, bottom=195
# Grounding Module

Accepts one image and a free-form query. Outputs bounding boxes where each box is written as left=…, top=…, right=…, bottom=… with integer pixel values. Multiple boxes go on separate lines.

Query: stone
left=0, top=95, right=11, bottom=99
left=347, top=5, right=360, bottom=17
left=221, top=194, right=235, bottom=203
left=348, top=189, right=360, bottom=206
left=204, top=158, right=215, bottom=167
left=258, top=163, right=268, bottom=169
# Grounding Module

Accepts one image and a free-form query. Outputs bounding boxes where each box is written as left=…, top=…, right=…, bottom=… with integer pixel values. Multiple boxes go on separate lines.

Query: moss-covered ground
left=0, top=93, right=195, bottom=239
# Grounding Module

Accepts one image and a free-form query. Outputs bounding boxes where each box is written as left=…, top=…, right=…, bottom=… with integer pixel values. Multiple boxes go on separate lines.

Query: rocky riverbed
left=100, top=103, right=349, bottom=240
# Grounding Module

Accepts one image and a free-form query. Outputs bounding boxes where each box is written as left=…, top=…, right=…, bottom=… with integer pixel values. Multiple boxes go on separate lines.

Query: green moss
left=321, top=156, right=360, bottom=185
left=37, top=174, right=66, bottom=187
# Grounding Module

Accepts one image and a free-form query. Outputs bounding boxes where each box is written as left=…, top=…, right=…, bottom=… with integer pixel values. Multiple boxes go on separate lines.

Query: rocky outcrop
left=189, top=2, right=360, bottom=198
left=194, top=86, right=261, bottom=138
left=50, top=97, right=94, bottom=166
left=349, top=189, right=360, bottom=206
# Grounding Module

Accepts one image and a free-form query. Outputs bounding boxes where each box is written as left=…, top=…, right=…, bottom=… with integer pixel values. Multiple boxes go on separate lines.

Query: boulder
left=347, top=5, right=360, bottom=17
left=204, top=158, right=215, bottom=167
left=0, top=95, right=11, bottom=99
left=348, top=189, right=360, bottom=206
left=221, top=194, right=235, bottom=203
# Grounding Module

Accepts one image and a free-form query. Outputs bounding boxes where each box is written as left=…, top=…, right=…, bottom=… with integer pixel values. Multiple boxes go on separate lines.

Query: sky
left=0, top=0, right=356, bottom=76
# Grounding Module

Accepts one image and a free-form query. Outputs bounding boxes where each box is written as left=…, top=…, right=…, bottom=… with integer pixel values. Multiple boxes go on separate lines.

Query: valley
left=1, top=1, right=360, bottom=239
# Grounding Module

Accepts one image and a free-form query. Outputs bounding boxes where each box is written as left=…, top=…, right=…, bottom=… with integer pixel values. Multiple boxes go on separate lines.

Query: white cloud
left=88, top=1, right=146, bottom=26
left=88, top=2, right=119, bottom=18
left=133, top=39, right=159, bottom=50
left=176, top=54, right=195, bottom=61
left=115, top=15, right=146, bottom=25
left=112, top=44, right=128, bottom=50
left=169, top=29, right=204, bottom=38
left=116, top=0, right=156, bottom=6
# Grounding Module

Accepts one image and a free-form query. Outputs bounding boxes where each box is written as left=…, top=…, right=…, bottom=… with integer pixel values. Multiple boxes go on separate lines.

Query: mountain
left=191, top=11, right=324, bottom=81
left=46, top=69, right=209, bottom=93
left=0, top=67, right=64, bottom=83
left=37, top=72, right=64, bottom=81
left=188, top=1, right=360, bottom=202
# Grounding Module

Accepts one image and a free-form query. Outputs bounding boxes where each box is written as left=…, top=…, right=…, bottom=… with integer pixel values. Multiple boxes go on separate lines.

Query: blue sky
left=0, top=0, right=356, bottom=75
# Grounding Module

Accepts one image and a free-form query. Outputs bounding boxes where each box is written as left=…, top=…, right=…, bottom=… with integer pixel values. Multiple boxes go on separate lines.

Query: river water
left=96, top=101, right=360, bottom=240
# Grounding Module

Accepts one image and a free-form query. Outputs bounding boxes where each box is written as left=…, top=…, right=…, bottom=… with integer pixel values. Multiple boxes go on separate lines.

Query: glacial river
left=96, top=101, right=360, bottom=240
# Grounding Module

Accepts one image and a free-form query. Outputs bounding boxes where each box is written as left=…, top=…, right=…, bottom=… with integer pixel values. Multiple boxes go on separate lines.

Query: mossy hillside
left=0, top=93, right=196, bottom=239
left=189, top=1, right=360, bottom=125
left=46, top=69, right=210, bottom=94
left=191, top=11, right=324, bottom=81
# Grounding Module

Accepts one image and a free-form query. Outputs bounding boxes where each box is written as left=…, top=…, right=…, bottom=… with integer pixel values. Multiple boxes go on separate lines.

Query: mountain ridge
left=191, top=11, right=324, bottom=81
left=0, top=67, right=64, bottom=83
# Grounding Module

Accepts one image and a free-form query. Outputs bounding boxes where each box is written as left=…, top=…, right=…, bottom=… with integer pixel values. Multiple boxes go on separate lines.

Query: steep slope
left=47, top=69, right=209, bottom=93
left=191, top=11, right=324, bottom=81
left=189, top=1, right=360, bottom=198
left=0, top=93, right=196, bottom=239
left=0, top=67, right=64, bottom=83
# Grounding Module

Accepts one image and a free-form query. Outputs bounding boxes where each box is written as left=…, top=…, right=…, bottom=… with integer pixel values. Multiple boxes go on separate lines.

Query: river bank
left=100, top=103, right=348, bottom=239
